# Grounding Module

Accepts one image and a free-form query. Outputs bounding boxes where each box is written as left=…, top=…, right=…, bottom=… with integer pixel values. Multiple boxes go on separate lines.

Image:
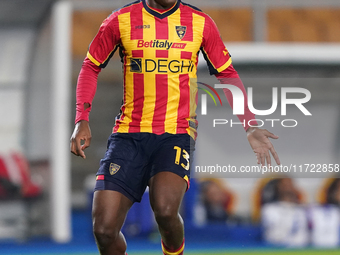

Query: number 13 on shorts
left=174, top=146, right=190, bottom=170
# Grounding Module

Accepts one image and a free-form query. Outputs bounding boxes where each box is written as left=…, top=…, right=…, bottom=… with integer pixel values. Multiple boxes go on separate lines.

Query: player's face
left=147, top=0, right=177, bottom=9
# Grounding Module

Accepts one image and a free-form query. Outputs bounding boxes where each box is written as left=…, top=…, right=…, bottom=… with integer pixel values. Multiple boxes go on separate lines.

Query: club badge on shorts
left=176, top=26, right=186, bottom=40
left=109, top=163, right=121, bottom=175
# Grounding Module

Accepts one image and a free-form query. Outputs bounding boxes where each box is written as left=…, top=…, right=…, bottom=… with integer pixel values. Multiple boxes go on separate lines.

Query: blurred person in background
left=261, top=177, right=308, bottom=247
left=325, top=178, right=340, bottom=206
left=70, top=0, right=281, bottom=254
left=200, top=180, right=234, bottom=223
left=275, top=178, right=300, bottom=204
left=308, top=178, right=340, bottom=248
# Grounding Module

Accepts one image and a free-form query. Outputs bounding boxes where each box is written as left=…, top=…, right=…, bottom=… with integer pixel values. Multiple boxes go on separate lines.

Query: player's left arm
left=216, top=68, right=281, bottom=166
left=201, top=15, right=280, bottom=166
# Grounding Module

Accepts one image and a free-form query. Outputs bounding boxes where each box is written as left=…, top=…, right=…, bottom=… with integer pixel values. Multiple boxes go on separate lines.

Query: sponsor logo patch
left=135, top=24, right=150, bottom=29
left=130, top=58, right=194, bottom=73
left=137, top=40, right=186, bottom=50
left=130, top=58, right=142, bottom=72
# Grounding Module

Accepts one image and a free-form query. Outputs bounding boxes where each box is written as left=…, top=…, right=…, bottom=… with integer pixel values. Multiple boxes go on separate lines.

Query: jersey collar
left=142, top=0, right=180, bottom=19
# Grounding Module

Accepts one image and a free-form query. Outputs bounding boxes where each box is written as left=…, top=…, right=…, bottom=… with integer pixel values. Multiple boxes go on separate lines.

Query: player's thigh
left=148, top=134, right=194, bottom=214
left=92, top=190, right=133, bottom=234
left=96, top=133, right=150, bottom=203
left=148, top=172, right=187, bottom=215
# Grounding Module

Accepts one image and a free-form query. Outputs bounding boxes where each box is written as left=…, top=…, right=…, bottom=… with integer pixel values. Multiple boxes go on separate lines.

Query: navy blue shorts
left=94, top=132, right=195, bottom=203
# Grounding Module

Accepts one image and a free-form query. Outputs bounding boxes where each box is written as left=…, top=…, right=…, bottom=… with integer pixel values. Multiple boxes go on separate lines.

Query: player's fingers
left=75, top=137, right=86, bottom=159
left=255, top=152, right=260, bottom=165
left=70, top=138, right=78, bottom=156
left=265, top=151, right=271, bottom=168
left=260, top=152, right=266, bottom=167
left=81, top=136, right=91, bottom=150
left=270, top=147, right=281, bottom=165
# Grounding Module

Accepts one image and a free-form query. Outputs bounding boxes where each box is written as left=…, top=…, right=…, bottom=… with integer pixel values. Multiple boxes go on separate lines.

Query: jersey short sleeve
left=87, top=14, right=120, bottom=68
left=201, top=15, right=232, bottom=75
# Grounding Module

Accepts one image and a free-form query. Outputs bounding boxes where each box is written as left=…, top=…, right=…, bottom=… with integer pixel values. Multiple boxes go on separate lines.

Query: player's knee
left=154, top=204, right=179, bottom=225
left=93, top=222, right=120, bottom=245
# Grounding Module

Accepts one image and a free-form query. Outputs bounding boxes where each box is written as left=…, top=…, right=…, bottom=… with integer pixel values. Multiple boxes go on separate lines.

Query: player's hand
left=70, top=120, right=92, bottom=159
left=246, top=127, right=280, bottom=167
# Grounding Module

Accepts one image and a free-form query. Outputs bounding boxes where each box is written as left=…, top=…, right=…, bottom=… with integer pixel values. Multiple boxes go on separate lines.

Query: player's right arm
left=70, top=58, right=100, bottom=159
left=70, top=13, right=120, bottom=159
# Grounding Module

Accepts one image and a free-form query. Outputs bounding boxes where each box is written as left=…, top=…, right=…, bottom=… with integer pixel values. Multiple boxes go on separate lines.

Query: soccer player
left=70, top=0, right=281, bottom=254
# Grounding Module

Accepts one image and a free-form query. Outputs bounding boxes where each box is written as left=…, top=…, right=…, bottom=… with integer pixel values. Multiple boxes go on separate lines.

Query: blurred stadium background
left=0, top=0, right=340, bottom=254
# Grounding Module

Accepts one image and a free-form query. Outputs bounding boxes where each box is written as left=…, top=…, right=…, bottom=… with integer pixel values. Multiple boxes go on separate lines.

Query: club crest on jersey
left=109, top=163, right=120, bottom=175
left=176, top=26, right=186, bottom=40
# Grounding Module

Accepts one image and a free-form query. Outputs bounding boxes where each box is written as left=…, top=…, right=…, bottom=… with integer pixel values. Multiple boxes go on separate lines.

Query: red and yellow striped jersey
left=87, top=0, right=232, bottom=139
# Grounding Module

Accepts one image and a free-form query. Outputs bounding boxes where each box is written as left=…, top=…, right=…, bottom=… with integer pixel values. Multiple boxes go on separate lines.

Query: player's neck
left=146, top=0, right=177, bottom=11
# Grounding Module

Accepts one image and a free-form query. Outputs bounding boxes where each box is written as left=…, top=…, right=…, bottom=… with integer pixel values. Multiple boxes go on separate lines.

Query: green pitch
left=75, top=251, right=340, bottom=255
left=127, top=250, right=340, bottom=255
left=8, top=249, right=340, bottom=255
